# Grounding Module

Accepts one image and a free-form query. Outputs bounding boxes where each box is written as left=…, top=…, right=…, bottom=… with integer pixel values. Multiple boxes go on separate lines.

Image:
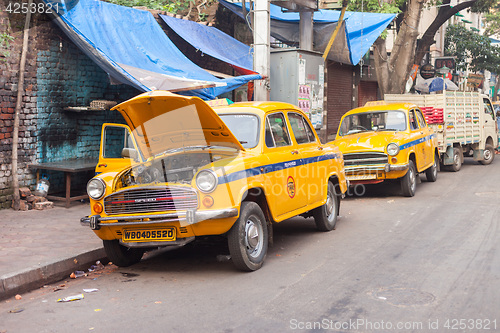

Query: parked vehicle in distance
left=333, top=102, right=438, bottom=197
left=81, top=91, right=348, bottom=271
left=385, top=91, right=498, bottom=171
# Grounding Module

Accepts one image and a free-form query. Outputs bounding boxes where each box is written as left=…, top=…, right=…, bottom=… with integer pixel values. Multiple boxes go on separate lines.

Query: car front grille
left=104, top=186, right=198, bottom=215
left=343, top=152, right=388, bottom=166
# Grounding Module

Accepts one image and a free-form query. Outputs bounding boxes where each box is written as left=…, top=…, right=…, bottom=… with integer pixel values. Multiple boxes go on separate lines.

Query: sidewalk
left=0, top=201, right=106, bottom=301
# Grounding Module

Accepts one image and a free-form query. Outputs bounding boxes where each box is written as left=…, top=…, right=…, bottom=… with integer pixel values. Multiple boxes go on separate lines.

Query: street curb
left=0, top=247, right=107, bottom=301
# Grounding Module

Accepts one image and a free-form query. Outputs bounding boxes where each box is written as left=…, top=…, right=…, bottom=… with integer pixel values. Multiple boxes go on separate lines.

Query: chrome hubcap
left=409, top=168, right=416, bottom=191
left=484, top=149, right=492, bottom=161
left=245, top=217, right=263, bottom=258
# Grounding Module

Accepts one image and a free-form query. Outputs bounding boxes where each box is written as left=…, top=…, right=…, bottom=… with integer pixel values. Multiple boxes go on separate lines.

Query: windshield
left=339, top=110, right=407, bottom=136
left=219, top=114, right=260, bottom=149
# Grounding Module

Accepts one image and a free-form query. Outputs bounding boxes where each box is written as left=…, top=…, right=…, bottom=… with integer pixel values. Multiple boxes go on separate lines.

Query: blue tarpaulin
left=160, top=15, right=257, bottom=75
left=219, top=0, right=396, bottom=66
left=43, top=0, right=261, bottom=100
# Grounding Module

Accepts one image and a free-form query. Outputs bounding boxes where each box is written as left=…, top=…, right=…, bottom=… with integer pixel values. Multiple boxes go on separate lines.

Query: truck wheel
left=479, top=144, right=495, bottom=165
left=103, top=240, right=144, bottom=267
left=313, top=181, right=338, bottom=231
left=228, top=201, right=268, bottom=271
left=425, top=153, right=438, bottom=182
left=449, top=147, right=462, bottom=172
left=401, top=160, right=417, bottom=197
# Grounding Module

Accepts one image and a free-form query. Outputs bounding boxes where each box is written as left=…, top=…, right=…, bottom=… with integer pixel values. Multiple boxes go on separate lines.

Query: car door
left=287, top=111, right=325, bottom=205
left=264, top=112, right=306, bottom=218
left=415, top=108, right=433, bottom=166
left=96, top=124, right=142, bottom=175
left=483, top=98, right=497, bottom=147
left=408, top=109, right=427, bottom=171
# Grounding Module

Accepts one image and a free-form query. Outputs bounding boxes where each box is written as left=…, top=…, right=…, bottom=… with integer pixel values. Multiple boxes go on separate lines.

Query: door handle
left=98, top=164, right=107, bottom=168
left=291, top=150, right=299, bottom=155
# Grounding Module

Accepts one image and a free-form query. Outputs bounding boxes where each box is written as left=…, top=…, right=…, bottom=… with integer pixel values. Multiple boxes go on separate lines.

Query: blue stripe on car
left=218, top=153, right=339, bottom=184
left=399, top=134, right=435, bottom=151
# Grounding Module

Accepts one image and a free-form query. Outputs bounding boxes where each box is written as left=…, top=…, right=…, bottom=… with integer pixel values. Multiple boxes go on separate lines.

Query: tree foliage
left=483, top=2, right=500, bottom=36
left=104, top=0, right=194, bottom=14
left=445, top=24, right=500, bottom=73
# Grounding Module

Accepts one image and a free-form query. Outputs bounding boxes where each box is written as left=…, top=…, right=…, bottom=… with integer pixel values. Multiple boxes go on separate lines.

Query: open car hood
left=112, top=91, right=244, bottom=159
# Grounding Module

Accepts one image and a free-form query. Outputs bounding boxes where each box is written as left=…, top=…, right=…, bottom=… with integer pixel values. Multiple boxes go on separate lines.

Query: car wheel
left=449, top=147, right=462, bottom=172
left=313, top=181, right=338, bottom=231
left=425, top=152, right=438, bottom=182
left=103, top=240, right=145, bottom=267
left=228, top=201, right=268, bottom=271
left=401, top=160, right=417, bottom=197
left=479, top=144, right=495, bottom=165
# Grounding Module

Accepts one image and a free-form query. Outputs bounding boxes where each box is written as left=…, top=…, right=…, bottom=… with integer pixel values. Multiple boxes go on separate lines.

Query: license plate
left=347, top=174, right=377, bottom=181
left=122, top=228, right=176, bottom=242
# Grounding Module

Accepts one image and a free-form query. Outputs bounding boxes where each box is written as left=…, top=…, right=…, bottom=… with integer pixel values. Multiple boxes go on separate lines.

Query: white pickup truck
left=385, top=91, right=498, bottom=171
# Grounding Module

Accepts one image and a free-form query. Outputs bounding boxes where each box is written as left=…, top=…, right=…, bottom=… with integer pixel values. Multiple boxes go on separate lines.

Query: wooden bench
left=28, top=158, right=97, bottom=208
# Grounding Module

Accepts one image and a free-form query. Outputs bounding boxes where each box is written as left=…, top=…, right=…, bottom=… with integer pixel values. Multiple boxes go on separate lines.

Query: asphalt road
left=1, top=157, right=499, bottom=333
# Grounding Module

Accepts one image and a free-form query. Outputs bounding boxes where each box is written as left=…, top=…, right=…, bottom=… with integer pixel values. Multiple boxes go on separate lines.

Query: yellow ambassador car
left=334, top=102, right=438, bottom=197
left=81, top=91, right=347, bottom=271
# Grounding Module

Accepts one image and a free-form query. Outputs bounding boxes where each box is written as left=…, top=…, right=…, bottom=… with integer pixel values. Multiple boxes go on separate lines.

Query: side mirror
left=121, top=148, right=138, bottom=161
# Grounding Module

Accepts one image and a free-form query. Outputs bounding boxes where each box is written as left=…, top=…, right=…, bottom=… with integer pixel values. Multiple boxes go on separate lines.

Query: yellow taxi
left=333, top=102, right=438, bottom=197
left=81, top=91, right=347, bottom=271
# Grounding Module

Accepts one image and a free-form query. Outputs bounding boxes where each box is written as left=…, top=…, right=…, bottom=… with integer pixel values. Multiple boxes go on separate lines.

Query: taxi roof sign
left=206, top=98, right=234, bottom=107
left=364, top=100, right=387, bottom=107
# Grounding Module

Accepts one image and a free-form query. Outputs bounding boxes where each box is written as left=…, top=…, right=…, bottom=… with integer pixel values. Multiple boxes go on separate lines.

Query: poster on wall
left=298, top=84, right=311, bottom=114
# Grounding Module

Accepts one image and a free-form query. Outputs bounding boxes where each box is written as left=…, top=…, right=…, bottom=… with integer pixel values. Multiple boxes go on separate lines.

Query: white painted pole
left=253, top=0, right=270, bottom=101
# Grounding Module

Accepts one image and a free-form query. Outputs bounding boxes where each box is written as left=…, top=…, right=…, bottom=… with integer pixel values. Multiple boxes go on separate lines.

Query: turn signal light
left=391, top=157, right=398, bottom=163
left=202, top=196, right=214, bottom=208
left=93, top=202, right=103, bottom=214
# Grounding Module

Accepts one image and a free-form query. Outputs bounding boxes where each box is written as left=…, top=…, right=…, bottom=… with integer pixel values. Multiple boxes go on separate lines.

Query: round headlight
left=196, top=170, right=218, bottom=193
left=87, top=178, right=106, bottom=200
left=387, top=143, right=400, bottom=156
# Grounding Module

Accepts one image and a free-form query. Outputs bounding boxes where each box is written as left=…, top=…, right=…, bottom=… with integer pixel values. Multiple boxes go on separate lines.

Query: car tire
left=449, top=147, right=462, bottom=172
left=425, top=152, right=438, bottom=182
left=479, top=144, right=495, bottom=165
left=313, top=181, right=338, bottom=231
left=103, top=240, right=145, bottom=267
left=228, top=201, right=268, bottom=271
left=401, top=160, right=417, bottom=197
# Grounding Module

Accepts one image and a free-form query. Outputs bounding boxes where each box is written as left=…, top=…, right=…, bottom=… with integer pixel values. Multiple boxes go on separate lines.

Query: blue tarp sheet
left=219, top=0, right=396, bottom=66
left=160, top=15, right=257, bottom=75
left=44, top=0, right=261, bottom=100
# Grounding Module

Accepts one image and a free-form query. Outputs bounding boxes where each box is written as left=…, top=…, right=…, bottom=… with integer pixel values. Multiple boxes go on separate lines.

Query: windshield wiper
left=155, top=145, right=237, bottom=157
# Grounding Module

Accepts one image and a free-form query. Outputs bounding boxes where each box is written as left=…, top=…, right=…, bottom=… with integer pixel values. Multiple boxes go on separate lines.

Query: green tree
left=445, top=24, right=500, bottom=73
left=104, top=0, right=194, bottom=14
left=445, top=24, right=500, bottom=99
left=348, top=0, right=495, bottom=95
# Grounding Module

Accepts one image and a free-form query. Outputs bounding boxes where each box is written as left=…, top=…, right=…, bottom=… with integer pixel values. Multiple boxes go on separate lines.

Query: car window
left=218, top=113, right=260, bottom=148
left=288, top=112, right=316, bottom=144
left=265, top=113, right=291, bottom=148
left=484, top=99, right=495, bottom=120
left=338, top=110, right=407, bottom=136
left=103, top=126, right=135, bottom=159
left=409, top=110, right=419, bottom=130
left=415, top=109, right=427, bottom=128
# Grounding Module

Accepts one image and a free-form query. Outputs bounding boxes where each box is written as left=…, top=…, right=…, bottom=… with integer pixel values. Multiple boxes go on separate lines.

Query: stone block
left=34, top=201, right=53, bottom=210
left=19, top=187, right=31, bottom=198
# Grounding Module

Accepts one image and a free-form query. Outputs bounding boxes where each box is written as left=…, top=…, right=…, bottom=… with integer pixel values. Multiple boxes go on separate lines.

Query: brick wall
left=0, top=10, right=139, bottom=209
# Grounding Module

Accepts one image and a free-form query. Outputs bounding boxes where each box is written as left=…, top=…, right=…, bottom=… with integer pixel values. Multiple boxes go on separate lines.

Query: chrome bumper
left=81, top=208, right=239, bottom=231
left=345, top=163, right=409, bottom=173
